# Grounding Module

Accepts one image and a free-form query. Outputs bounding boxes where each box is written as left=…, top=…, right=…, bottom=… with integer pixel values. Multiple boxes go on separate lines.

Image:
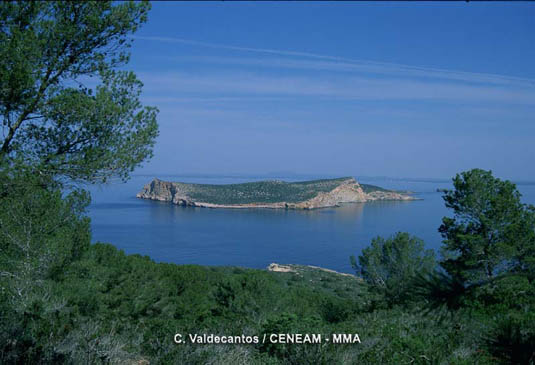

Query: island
left=136, top=177, right=417, bottom=209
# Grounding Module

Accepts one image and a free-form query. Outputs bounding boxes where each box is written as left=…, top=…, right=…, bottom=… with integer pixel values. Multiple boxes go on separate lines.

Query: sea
left=86, top=174, right=535, bottom=274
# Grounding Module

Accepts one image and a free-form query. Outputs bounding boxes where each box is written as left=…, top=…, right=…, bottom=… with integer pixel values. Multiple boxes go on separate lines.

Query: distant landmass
left=136, top=177, right=417, bottom=209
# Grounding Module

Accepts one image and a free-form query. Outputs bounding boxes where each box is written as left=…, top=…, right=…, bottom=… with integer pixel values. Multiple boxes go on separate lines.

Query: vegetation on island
left=159, top=177, right=363, bottom=205
left=359, top=183, right=390, bottom=194
left=1, top=2, right=535, bottom=364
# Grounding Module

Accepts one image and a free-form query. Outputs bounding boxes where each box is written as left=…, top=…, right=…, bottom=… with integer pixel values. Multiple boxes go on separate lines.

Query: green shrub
left=484, top=311, right=535, bottom=364
left=351, top=232, right=436, bottom=306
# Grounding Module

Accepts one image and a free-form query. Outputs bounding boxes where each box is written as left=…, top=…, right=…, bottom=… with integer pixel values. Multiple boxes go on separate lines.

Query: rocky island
left=136, top=177, right=417, bottom=209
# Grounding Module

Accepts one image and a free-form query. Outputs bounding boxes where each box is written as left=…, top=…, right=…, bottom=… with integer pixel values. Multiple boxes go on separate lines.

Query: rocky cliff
left=136, top=177, right=416, bottom=209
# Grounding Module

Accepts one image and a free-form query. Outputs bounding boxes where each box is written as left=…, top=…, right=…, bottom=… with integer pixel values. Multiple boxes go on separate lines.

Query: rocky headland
left=136, top=177, right=417, bottom=210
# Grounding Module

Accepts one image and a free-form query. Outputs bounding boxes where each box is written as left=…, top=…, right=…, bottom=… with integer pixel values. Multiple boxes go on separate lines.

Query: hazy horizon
left=127, top=171, right=535, bottom=185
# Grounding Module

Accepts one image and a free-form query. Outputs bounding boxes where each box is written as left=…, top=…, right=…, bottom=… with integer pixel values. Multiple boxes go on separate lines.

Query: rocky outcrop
left=137, top=178, right=175, bottom=202
left=366, top=190, right=416, bottom=201
left=136, top=177, right=416, bottom=210
left=267, top=263, right=358, bottom=278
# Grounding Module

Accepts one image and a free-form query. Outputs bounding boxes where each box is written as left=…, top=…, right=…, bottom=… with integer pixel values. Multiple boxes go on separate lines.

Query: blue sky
left=127, top=2, right=535, bottom=180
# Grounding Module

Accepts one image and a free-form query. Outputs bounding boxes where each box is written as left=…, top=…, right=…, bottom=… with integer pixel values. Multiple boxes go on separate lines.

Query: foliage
left=0, top=1, right=158, bottom=184
left=439, top=169, right=535, bottom=285
left=409, top=270, right=469, bottom=311
left=0, top=171, right=92, bottom=363
left=0, top=170, right=90, bottom=283
left=351, top=232, right=436, bottom=305
left=483, top=311, right=535, bottom=364
left=413, top=170, right=535, bottom=315
left=0, top=2, right=160, bottom=362
left=0, top=238, right=495, bottom=364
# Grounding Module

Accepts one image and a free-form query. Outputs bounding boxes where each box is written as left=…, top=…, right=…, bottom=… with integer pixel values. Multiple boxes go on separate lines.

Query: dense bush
left=484, top=311, right=535, bottom=364
left=0, top=238, right=512, bottom=364
left=0, top=172, right=92, bottom=363
left=351, top=232, right=436, bottom=306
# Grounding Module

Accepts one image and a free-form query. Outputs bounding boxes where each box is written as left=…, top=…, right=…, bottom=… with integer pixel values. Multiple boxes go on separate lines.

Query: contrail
left=133, top=36, right=352, bottom=62
left=133, top=35, right=535, bottom=87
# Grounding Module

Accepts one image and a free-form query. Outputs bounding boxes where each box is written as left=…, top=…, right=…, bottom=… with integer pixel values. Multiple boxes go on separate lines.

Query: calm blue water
left=87, top=175, right=535, bottom=274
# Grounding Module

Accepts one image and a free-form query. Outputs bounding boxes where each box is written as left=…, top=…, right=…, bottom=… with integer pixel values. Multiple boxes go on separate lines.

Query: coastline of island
left=136, top=177, right=418, bottom=210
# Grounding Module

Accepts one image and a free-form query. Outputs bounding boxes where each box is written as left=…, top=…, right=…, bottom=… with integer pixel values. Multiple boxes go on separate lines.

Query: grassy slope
left=168, top=177, right=393, bottom=205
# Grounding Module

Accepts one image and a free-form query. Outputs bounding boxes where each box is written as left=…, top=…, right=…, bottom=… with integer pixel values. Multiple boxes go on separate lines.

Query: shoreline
left=156, top=199, right=418, bottom=210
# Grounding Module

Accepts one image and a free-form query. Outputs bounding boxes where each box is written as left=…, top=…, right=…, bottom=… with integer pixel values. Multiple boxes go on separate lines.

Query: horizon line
left=130, top=172, right=535, bottom=185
